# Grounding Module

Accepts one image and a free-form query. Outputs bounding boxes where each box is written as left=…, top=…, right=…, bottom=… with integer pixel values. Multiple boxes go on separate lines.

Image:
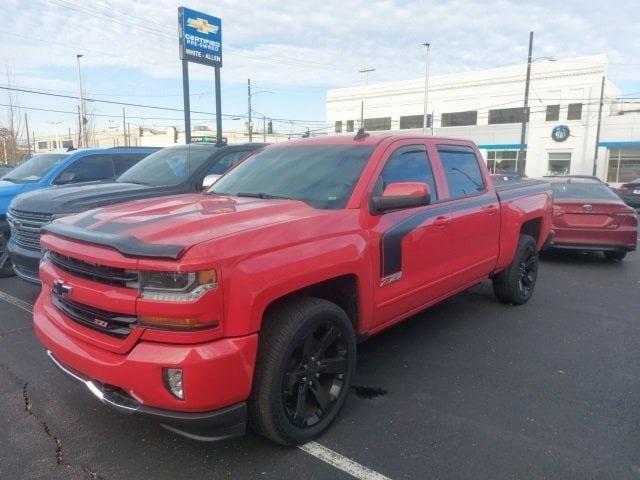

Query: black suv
left=8, top=143, right=265, bottom=283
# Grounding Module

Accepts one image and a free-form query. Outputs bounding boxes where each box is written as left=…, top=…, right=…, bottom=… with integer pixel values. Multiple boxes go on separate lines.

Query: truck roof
left=273, top=133, right=478, bottom=148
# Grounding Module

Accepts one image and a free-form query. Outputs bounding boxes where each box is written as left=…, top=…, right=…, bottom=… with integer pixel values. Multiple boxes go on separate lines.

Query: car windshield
left=117, top=145, right=214, bottom=186
left=2, top=154, right=69, bottom=183
left=210, top=145, right=374, bottom=209
left=551, top=181, right=621, bottom=200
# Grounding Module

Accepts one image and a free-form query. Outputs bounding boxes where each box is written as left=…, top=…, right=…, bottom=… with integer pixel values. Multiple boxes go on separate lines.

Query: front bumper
left=34, top=293, right=259, bottom=441
left=7, top=239, right=41, bottom=284
left=46, top=350, right=247, bottom=441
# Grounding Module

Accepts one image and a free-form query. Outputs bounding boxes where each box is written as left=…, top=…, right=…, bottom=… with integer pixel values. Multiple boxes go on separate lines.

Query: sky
left=1, top=0, right=639, bottom=138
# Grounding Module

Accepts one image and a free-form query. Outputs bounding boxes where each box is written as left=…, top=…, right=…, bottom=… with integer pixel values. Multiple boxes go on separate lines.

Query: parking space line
left=299, top=441, right=391, bottom=480
left=0, top=290, right=33, bottom=313
left=0, top=288, right=390, bottom=479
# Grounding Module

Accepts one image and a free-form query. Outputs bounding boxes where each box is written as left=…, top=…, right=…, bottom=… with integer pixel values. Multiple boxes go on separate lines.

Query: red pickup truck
left=34, top=134, right=552, bottom=445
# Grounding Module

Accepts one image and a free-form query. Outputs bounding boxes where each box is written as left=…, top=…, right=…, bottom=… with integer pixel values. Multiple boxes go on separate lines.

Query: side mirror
left=202, top=174, right=221, bottom=190
left=371, top=182, right=431, bottom=213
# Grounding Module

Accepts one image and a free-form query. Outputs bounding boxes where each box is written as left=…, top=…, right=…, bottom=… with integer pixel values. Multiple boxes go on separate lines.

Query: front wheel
left=603, top=251, right=627, bottom=262
left=492, top=234, right=539, bottom=305
left=0, top=234, right=15, bottom=277
left=249, top=297, right=356, bottom=446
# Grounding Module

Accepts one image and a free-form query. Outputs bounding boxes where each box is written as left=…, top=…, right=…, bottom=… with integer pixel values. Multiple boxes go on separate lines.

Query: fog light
left=164, top=368, right=184, bottom=399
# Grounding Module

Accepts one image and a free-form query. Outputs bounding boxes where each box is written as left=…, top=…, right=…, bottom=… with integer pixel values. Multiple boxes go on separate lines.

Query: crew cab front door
left=369, top=142, right=457, bottom=330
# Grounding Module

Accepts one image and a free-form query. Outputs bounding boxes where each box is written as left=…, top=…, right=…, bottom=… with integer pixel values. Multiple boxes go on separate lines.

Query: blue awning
left=477, top=143, right=525, bottom=150
left=598, top=141, right=640, bottom=148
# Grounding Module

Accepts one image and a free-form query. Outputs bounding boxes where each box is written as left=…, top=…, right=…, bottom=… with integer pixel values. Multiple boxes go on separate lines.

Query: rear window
left=551, top=182, right=620, bottom=200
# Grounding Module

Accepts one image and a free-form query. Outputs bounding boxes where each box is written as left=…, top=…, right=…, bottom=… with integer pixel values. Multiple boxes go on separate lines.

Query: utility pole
left=422, top=42, right=431, bottom=134
left=122, top=107, right=127, bottom=147
left=247, top=78, right=252, bottom=142
left=359, top=67, right=375, bottom=129
left=24, top=113, right=31, bottom=155
left=592, top=75, right=606, bottom=177
left=263, top=115, right=266, bottom=142
left=517, top=31, right=533, bottom=177
left=48, top=122, right=61, bottom=151
left=76, top=54, right=86, bottom=147
left=77, top=105, right=82, bottom=148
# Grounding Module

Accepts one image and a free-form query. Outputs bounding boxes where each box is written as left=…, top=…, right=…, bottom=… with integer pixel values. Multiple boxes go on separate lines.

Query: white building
left=326, top=54, right=640, bottom=184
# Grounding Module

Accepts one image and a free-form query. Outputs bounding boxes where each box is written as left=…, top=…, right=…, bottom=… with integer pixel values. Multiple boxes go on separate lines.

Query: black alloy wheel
left=282, top=321, right=349, bottom=428
left=517, top=247, right=538, bottom=297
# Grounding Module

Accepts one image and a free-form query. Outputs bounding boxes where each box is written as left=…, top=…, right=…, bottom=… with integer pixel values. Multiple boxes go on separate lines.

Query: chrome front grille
left=7, top=208, right=52, bottom=251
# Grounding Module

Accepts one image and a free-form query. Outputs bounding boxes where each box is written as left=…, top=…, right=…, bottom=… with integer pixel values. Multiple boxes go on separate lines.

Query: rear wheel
left=603, top=251, right=627, bottom=261
left=0, top=234, right=15, bottom=277
left=249, top=297, right=356, bottom=446
left=492, top=234, right=539, bottom=305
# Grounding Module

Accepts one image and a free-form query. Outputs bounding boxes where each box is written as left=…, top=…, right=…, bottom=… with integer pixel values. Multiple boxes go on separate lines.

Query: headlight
left=128, top=269, right=217, bottom=302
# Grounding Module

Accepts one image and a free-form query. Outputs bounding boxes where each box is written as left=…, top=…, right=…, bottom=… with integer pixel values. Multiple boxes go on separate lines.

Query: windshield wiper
left=236, top=192, right=292, bottom=200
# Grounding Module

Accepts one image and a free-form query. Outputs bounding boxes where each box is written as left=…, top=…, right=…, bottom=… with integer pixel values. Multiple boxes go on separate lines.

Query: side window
left=113, top=153, right=148, bottom=175
left=207, top=151, right=249, bottom=175
left=438, top=146, right=485, bottom=198
left=54, top=154, right=115, bottom=185
left=375, top=145, right=437, bottom=200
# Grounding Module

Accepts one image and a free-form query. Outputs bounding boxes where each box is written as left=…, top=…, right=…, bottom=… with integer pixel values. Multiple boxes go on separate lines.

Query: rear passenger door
left=436, top=144, right=500, bottom=285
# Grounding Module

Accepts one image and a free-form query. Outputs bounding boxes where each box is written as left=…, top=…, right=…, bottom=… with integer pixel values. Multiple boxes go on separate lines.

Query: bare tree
left=1, top=64, right=27, bottom=164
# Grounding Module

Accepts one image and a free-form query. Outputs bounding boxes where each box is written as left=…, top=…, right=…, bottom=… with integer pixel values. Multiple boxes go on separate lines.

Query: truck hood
left=9, top=182, right=179, bottom=215
left=53, top=193, right=329, bottom=257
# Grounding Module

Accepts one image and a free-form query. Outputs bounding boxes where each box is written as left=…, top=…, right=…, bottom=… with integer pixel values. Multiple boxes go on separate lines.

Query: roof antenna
left=354, top=127, right=369, bottom=140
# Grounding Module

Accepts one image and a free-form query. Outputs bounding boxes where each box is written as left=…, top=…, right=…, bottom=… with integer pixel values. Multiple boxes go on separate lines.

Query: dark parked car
left=615, top=178, right=640, bottom=209
left=8, top=143, right=265, bottom=283
left=546, top=176, right=637, bottom=261
left=1, top=147, right=159, bottom=277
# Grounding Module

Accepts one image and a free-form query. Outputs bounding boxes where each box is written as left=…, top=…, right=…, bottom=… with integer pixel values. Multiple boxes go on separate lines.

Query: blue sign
left=178, top=7, right=222, bottom=68
left=551, top=125, right=570, bottom=142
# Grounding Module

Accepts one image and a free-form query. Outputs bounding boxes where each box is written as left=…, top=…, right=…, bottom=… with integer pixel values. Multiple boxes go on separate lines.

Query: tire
left=603, top=251, right=627, bottom=261
left=249, top=296, right=356, bottom=446
left=492, top=234, right=539, bottom=305
left=0, top=234, right=15, bottom=278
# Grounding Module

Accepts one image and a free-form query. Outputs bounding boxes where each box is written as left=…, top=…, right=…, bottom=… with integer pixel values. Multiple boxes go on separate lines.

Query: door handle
left=434, top=216, right=450, bottom=227
left=481, top=204, right=498, bottom=215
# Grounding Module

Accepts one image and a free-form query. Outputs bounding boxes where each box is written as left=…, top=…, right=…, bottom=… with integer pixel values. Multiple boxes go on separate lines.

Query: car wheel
left=492, top=234, right=539, bottom=305
left=603, top=251, right=627, bottom=262
left=249, top=296, right=356, bottom=446
left=0, top=235, right=15, bottom=277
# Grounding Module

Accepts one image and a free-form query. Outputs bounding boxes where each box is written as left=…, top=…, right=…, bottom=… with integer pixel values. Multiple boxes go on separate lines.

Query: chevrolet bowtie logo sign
left=187, top=17, right=218, bottom=34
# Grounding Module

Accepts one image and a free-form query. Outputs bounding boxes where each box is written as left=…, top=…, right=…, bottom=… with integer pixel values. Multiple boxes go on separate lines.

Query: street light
left=48, top=121, right=62, bottom=151
left=358, top=67, right=375, bottom=129
left=76, top=54, right=87, bottom=148
left=422, top=42, right=431, bottom=134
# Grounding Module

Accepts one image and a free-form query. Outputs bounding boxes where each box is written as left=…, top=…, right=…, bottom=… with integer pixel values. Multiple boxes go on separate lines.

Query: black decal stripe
left=496, top=182, right=550, bottom=201
left=380, top=195, right=496, bottom=277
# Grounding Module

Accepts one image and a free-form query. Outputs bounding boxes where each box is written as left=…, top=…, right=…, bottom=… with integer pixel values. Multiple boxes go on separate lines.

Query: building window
left=346, top=120, right=354, bottom=133
left=488, top=107, right=527, bottom=124
left=364, top=117, right=391, bottom=131
left=335, top=121, right=343, bottom=133
left=607, top=148, right=640, bottom=183
left=567, top=103, right=582, bottom=120
left=546, top=105, right=560, bottom=121
left=441, top=110, right=477, bottom=127
left=37, top=141, right=48, bottom=149
left=62, top=140, right=73, bottom=149
left=399, top=114, right=431, bottom=129
left=548, top=152, right=571, bottom=175
left=486, top=150, right=521, bottom=173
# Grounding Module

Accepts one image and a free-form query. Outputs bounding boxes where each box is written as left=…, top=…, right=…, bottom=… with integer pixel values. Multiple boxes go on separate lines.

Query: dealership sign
left=178, top=7, right=222, bottom=67
left=551, top=125, right=570, bottom=142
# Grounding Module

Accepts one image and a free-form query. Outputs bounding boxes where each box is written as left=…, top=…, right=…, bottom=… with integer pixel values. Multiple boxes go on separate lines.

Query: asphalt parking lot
left=1, top=250, right=639, bottom=480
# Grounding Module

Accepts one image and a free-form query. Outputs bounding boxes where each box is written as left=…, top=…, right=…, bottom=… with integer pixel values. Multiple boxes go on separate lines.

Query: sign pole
left=215, top=67, right=222, bottom=144
left=182, top=59, right=191, bottom=144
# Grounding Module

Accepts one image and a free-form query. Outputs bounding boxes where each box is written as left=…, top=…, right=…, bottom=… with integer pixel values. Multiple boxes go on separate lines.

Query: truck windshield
left=2, top=154, right=69, bottom=183
left=551, top=181, right=621, bottom=200
left=211, top=145, right=374, bottom=209
left=117, top=145, right=214, bottom=186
